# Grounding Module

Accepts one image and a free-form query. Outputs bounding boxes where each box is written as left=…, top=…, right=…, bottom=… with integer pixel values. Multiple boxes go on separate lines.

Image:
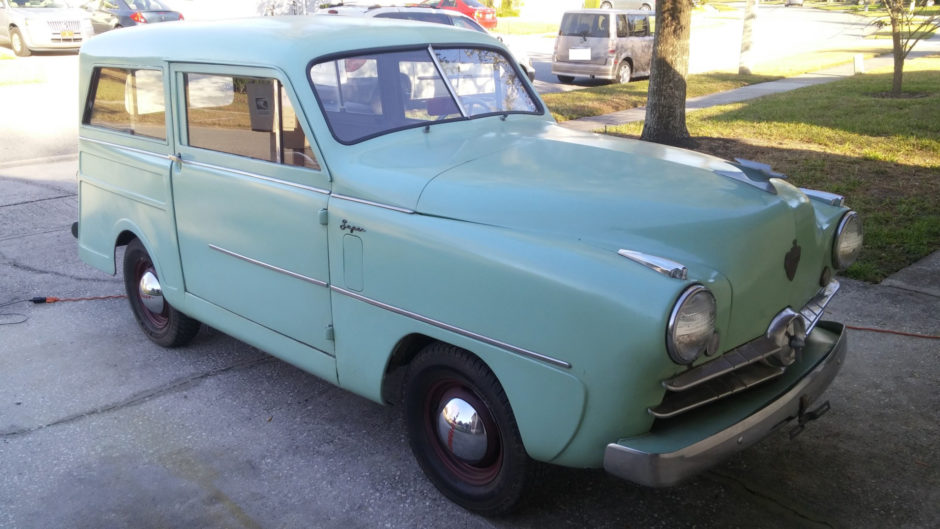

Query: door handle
left=168, top=153, right=182, bottom=171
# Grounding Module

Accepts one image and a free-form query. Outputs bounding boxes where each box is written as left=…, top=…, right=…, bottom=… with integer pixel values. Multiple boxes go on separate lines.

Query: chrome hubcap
left=436, top=397, right=488, bottom=463
left=138, top=270, right=165, bottom=314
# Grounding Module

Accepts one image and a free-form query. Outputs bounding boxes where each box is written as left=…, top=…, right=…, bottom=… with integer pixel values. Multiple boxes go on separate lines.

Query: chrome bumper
left=603, top=321, right=847, bottom=487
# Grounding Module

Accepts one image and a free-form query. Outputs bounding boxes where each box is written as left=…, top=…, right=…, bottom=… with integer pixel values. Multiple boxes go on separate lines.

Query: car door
left=627, top=14, right=654, bottom=76
left=169, top=63, right=334, bottom=355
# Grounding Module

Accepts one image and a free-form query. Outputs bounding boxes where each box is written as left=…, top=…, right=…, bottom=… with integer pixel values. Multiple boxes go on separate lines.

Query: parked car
left=785, top=0, right=804, bottom=6
left=319, top=4, right=534, bottom=81
left=0, top=0, right=91, bottom=57
left=552, top=8, right=653, bottom=84
left=76, top=15, right=860, bottom=515
left=81, top=0, right=182, bottom=34
left=415, top=0, right=496, bottom=29
left=583, top=0, right=654, bottom=10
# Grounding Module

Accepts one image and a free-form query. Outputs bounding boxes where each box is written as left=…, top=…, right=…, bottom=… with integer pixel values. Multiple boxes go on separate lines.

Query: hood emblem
left=784, top=240, right=801, bottom=281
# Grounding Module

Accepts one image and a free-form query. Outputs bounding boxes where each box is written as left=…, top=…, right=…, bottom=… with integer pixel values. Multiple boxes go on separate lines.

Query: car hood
left=415, top=125, right=826, bottom=347
left=9, top=7, right=86, bottom=20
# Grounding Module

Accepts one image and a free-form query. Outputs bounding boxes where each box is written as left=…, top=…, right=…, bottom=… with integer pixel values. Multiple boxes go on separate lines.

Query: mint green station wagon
left=75, top=16, right=862, bottom=515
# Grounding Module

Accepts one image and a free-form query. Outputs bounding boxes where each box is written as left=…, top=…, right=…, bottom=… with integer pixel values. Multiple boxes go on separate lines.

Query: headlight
left=833, top=211, right=862, bottom=270
left=666, top=285, right=717, bottom=365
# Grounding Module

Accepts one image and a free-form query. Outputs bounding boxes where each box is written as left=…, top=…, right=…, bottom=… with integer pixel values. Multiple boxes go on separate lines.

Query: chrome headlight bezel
left=832, top=210, right=863, bottom=270
left=666, top=285, right=718, bottom=365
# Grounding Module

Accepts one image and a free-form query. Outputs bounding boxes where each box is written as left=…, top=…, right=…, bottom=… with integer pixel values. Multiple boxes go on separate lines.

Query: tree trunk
left=890, top=12, right=904, bottom=95
left=641, top=0, right=693, bottom=148
left=739, top=0, right=758, bottom=75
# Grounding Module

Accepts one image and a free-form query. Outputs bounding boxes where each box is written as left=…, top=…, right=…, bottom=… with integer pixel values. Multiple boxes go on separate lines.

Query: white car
left=319, top=5, right=535, bottom=81
left=0, top=0, right=91, bottom=57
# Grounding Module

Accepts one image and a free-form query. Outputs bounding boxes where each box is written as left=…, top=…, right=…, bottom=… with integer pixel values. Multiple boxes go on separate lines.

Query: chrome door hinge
left=318, top=208, right=329, bottom=226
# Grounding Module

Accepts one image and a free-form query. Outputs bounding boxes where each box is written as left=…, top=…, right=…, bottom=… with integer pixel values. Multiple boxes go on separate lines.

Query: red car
left=418, top=0, right=497, bottom=29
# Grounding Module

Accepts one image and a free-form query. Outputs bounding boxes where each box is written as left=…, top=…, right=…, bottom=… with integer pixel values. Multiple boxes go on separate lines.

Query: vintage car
left=75, top=16, right=861, bottom=515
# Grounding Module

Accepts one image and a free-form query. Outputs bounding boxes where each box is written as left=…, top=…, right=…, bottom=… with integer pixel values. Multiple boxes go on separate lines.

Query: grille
left=47, top=20, right=83, bottom=43
left=650, top=281, right=840, bottom=420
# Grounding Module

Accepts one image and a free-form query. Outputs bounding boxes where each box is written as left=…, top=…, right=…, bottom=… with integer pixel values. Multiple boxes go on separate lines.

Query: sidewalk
left=560, top=32, right=940, bottom=133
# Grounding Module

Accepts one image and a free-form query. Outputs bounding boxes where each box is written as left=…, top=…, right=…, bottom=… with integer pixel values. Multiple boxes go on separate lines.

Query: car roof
left=79, top=15, right=498, bottom=66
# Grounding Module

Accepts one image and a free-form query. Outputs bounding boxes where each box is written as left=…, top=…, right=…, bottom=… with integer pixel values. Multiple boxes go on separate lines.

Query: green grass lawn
left=585, top=58, right=940, bottom=282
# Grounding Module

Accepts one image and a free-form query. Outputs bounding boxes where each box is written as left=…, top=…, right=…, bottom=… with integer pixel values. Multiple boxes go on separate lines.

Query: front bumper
left=603, top=321, right=847, bottom=487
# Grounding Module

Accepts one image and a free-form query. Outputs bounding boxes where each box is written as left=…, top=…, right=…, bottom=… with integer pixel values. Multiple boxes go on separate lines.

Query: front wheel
left=10, top=27, right=31, bottom=57
left=600, top=1, right=613, bottom=8
left=641, top=3, right=652, bottom=10
left=123, top=238, right=200, bottom=347
left=404, top=343, right=528, bottom=515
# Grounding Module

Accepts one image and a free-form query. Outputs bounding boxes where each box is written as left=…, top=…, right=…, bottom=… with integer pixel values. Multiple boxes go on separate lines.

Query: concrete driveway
left=1, top=159, right=938, bottom=528
left=1, top=7, right=938, bottom=527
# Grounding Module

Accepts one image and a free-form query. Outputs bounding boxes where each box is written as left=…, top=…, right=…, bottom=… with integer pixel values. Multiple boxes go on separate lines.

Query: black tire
left=614, top=61, right=632, bottom=84
left=123, top=238, right=200, bottom=347
left=641, top=3, right=652, bottom=10
left=600, top=1, right=613, bottom=8
left=403, top=343, right=528, bottom=515
left=556, top=74, right=574, bottom=84
left=10, top=27, right=31, bottom=57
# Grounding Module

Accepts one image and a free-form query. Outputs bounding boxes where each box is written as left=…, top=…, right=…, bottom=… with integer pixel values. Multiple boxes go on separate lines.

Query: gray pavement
left=1, top=157, right=938, bottom=528
left=560, top=32, right=940, bottom=133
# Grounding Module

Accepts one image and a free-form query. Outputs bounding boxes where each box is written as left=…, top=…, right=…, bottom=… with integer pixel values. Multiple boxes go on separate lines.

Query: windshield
left=310, top=46, right=539, bottom=144
left=9, top=0, right=71, bottom=7
left=559, top=13, right=610, bottom=38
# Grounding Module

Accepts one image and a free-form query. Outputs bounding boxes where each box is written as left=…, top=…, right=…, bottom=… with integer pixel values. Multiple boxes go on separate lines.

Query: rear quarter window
left=84, top=67, right=167, bottom=140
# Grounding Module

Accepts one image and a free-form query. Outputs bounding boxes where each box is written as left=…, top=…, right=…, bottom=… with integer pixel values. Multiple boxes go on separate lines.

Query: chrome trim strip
left=331, top=286, right=572, bottom=369
left=650, top=363, right=786, bottom=419
left=209, top=244, right=328, bottom=287
left=80, top=136, right=169, bottom=159
left=428, top=44, right=468, bottom=117
left=331, top=194, right=415, bottom=214
left=605, top=322, right=847, bottom=487
left=618, top=249, right=688, bottom=280
left=800, top=280, right=839, bottom=334
left=800, top=188, right=844, bottom=207
left=185, top=160, right=330, bottom=195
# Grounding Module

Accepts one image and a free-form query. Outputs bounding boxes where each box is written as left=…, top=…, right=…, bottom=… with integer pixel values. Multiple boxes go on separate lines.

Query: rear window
left=559, top=13, right=609, bottom=38
left=84, top=67, right=166, bottom=140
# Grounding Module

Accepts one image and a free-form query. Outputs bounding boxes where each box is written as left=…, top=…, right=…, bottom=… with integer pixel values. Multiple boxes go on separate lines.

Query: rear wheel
left=556, top=74, right=574, bottom=83
left=123, top=238, right=200, bottom=347
left=600, top=1, right=613, bottom=8
left=10, top=27, right=31, bottom=57
left=641, top=3, right=652, bottom=10
left=615, top=61, right=632, bottom=84
left=403, top=343, right=528, bottom=515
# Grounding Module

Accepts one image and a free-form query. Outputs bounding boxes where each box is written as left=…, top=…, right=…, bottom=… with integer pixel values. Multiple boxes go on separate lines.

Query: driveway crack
left=705, top=470, right=836, bottom=528
left=0, top=357, right=276, bottom=439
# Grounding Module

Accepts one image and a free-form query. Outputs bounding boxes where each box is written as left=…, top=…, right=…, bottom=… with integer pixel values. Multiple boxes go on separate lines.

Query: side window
left=616, top=15, right=628, bottom=38
left=184, top=73, right=319, bottom=170
left=629, top=15, right=650, bottom=37
left=84, top=67, right=166, bottom=140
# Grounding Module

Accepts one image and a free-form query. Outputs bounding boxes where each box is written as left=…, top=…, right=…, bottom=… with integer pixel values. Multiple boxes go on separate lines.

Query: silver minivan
left=551, top=9, right=653, bottom=84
